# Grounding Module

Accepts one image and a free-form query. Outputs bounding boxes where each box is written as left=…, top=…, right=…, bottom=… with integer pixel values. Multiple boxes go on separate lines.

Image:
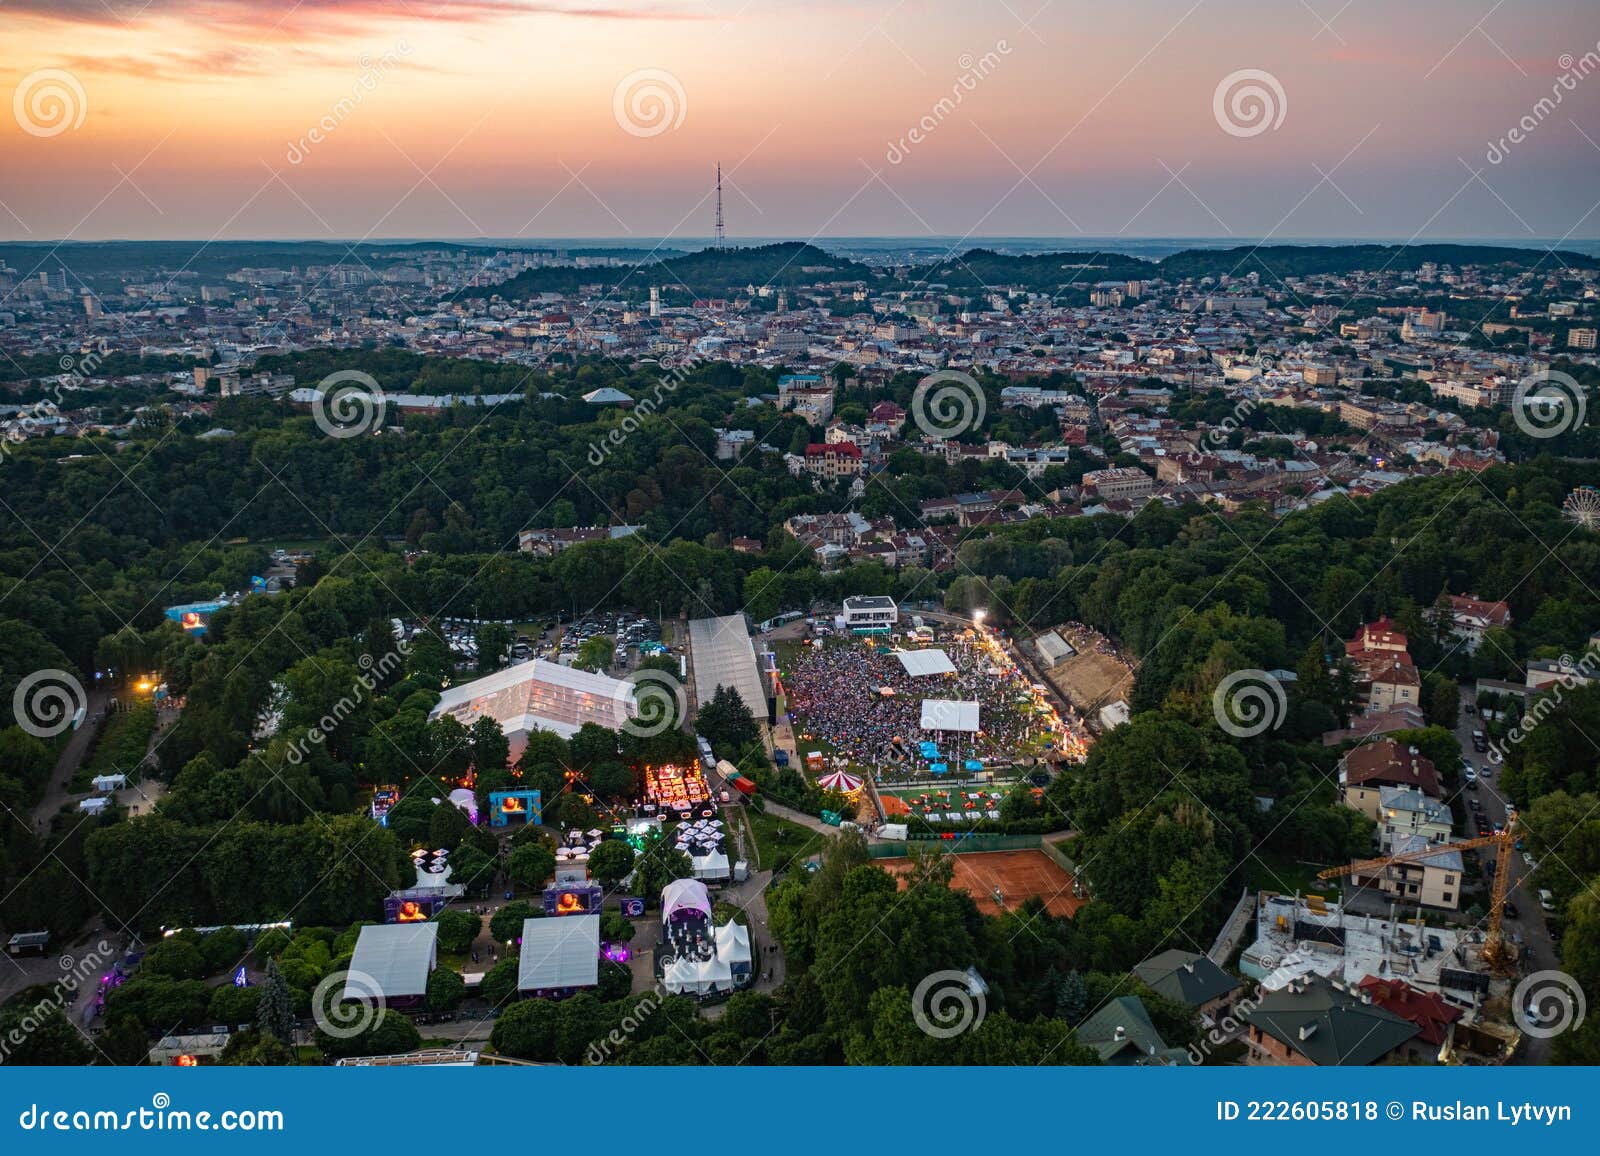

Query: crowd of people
left=783, top=630, right=1062, bottom=775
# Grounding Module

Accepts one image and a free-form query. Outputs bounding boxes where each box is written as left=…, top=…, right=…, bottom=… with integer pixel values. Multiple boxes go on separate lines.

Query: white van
left=1539, top=889, right=1556, bottom=913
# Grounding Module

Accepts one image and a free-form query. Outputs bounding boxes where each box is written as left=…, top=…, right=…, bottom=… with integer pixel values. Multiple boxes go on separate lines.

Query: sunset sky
left=1, top=0, right=1597, bottom=242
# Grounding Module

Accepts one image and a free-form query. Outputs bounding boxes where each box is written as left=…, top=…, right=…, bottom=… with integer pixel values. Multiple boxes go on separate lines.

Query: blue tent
left=964, top=759, right=983, bottom=771
left=929, top=762, right=949, bottom=774
left=919, top=741, right=940, bottom=760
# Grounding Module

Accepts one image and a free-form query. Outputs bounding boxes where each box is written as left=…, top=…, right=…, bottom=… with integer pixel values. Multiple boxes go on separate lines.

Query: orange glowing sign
left=181, top=612, right=203, bottom=630
left=396, top=901, right=427, bottom=923
left=555, top=891, right=584, bottom=914
left=500, top=796, right=526, bottom=813
left=176, top=1055, right=198, bottom=1067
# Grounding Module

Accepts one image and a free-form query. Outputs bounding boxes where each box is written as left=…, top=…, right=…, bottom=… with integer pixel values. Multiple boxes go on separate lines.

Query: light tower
left=714, top=162, right=726, bottom=247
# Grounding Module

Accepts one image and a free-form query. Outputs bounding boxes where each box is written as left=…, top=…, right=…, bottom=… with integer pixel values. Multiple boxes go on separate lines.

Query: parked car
left=1502, top=902, right=1520, bottom=919
left=1465, top=703, right=1476, bottom=715
left=1539, top=889, right=1557, bottom=912
left=1523, top=851, right=1538, bottom=869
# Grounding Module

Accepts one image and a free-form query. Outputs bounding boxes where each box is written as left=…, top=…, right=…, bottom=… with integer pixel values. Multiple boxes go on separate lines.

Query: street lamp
left=973, top=609, right=987, bottom=629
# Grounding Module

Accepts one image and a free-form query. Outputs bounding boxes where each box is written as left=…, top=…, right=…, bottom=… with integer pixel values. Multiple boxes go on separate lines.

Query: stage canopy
left=921, top=699, right=980, bottom=733
left=661, top=878, right=713, bottom=923
left=689, top=614, right=767, bottom=719
left=428, top=658, right=637, bottom=758
left=517, top=914, right=599, bottom=992
left=346, top=922, right=439, bottom=1000
left=895, top=648, right=957, bottom=677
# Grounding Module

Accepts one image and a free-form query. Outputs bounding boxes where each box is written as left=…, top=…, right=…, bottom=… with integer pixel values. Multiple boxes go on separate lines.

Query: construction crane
left=1317, top=816, right=1520, bottom=975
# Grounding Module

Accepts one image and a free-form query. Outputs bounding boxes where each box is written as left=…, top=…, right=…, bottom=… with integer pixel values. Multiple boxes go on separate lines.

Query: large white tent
left=428, top=658, right=638, bottom=761
left=895, top=648, right=957, bottom=677
left=346, top=922, right=439, bottom=1001
left=517, top=914, right=600, bottom=993
left=920, top=699, right=981, bottom=732
left=660, top=921, right=753, bottom=996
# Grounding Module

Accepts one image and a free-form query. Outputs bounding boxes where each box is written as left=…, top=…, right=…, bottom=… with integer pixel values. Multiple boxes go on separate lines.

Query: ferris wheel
left=1564, top=486, right=1600, bottom=532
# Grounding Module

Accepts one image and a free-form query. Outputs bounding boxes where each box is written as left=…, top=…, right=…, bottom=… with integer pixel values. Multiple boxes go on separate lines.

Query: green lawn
left=1244, top=849, right=1335, bottom=898
left=746, top=808, right=824, bottom=873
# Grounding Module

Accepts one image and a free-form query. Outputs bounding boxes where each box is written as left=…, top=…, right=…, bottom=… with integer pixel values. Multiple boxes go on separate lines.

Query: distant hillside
left=463, top=241, right=876, bottom=300
left=0, top=239, right=525, bottom=280
left=898, top=248, right=1153, bottom=292
left=1153, top=242, right=1592, bottom=283
left=896, top=242, right=1590, bottom=294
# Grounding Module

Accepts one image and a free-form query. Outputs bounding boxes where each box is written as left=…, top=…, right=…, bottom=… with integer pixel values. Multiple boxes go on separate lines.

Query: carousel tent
left=894, top=648, right=957, bottom=677
left=920, top=699, right=981, bottom=732
left=661, top=878, right=713, bottom=923
left=816, top=769, right=863, bottom=793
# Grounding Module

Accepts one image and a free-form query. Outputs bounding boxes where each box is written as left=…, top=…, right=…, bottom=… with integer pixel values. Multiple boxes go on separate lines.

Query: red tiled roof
left=1342, top=739, right=1441, bottom=797
left=1356, top=977, right=1462, bottom=1046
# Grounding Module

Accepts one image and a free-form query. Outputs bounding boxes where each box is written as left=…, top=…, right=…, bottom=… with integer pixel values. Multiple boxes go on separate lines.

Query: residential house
left=1242, top=976, right=1419, bottom=1066
left=1339, top=740, right=1441, bottom=822
left=1350, top=833, right=1464, bottom=910
left=1132, top=949, right=1243, bottom=1025
left=1378, top=786, right=1453, bottom=846
left=1440, top=594, right=1512, bottom=653
left=1075, top=996, right=1193, bottom=1065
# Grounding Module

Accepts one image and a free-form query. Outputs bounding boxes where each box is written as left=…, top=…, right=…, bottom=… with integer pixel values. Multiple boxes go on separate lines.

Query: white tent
left=894, top=648, right=957, bottom=677
left=691, top=850, right=731, bottom=881
left=920, top=699, right=980, bottom=732
left=91, top=774, right=127, bottom=793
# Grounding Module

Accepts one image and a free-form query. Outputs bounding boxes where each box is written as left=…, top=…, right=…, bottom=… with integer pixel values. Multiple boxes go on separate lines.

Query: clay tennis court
left=878, top=849, right=1085, bottom=918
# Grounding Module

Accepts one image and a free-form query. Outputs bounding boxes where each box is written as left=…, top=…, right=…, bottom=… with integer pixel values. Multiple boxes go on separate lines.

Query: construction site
left=1240, top=892, right=1522, bottom=1062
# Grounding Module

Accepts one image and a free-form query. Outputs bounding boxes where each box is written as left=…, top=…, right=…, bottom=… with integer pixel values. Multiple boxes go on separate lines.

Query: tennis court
left=878, top=849, right=1085, bottom=918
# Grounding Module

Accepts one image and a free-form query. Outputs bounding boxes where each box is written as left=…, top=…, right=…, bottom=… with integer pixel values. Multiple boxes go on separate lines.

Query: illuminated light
left=176, top=1054, right=198, bottom=1067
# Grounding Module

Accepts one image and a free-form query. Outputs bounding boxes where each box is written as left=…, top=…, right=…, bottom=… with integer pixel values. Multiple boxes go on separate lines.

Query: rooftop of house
left=1340, top=740, right=1441, bottom=797
left=1244, top=975, right=1420, bottom=1066
left=1132, top=948, right=1242, bottom=1008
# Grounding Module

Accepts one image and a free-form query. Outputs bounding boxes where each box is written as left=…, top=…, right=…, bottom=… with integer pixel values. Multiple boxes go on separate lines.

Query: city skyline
left=1, top=0, right=1598, bottom=242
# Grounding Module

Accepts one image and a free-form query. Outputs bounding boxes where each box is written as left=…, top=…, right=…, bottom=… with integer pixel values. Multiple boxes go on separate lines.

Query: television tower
left=713, top=162, right=726, bottom=247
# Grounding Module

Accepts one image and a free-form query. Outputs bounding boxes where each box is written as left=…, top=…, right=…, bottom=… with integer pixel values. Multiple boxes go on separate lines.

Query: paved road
left=30, top=689, right=110, bottom=832
left=1454, top=686, right=1559, bottom=1062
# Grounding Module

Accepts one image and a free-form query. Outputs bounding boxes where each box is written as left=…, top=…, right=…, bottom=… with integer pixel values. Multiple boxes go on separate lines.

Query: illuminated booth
left=489, top=788, right=542, bottom=828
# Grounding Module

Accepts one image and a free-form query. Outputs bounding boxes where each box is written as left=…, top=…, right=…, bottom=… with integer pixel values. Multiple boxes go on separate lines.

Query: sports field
left=878, top=849, right=1085, bottom=918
